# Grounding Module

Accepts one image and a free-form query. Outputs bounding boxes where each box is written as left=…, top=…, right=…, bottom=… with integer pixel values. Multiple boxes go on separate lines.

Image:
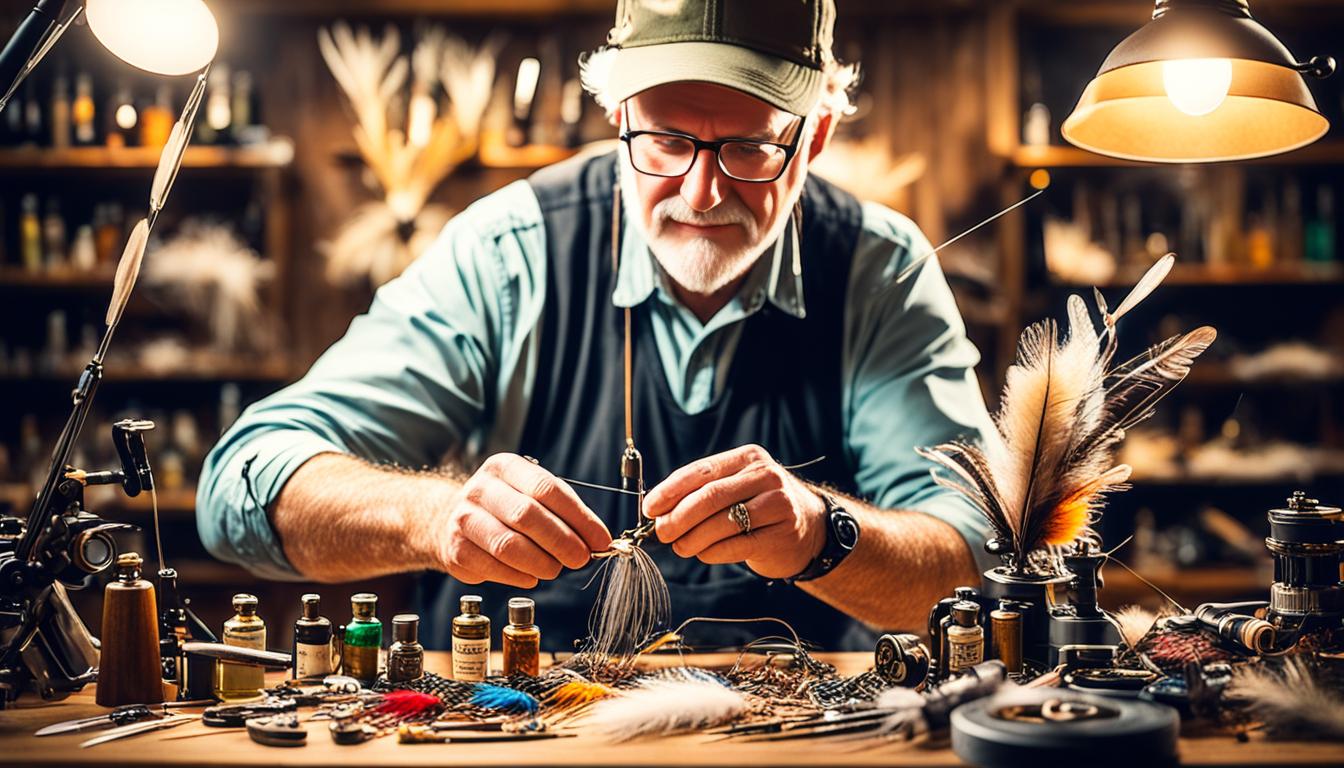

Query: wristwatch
left=787, top=492, right=860, bottom=583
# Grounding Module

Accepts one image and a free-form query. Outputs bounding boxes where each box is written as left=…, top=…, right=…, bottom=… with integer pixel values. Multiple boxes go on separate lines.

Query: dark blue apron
left=417, top=152, right=874, bottom=651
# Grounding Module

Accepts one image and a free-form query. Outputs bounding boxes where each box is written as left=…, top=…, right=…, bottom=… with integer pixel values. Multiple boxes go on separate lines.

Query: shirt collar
left=611, top=210, right=806, bottom=319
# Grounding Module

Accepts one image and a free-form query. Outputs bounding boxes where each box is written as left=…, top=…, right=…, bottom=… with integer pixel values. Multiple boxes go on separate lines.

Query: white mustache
left=652, top=196, right=755, bottom=235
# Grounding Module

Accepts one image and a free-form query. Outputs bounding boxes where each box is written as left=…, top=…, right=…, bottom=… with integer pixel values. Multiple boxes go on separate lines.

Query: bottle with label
left=140, top=85, right=174, bottom=149
left=42, top=197, right=65, bottom=271
left=215, top=594, right=266, bottom=701
left=50, top=74, right=70, bottom=149
left=451, top=595, right=490, bottom=681
left=945, top=601, right=985, bottom=674
left=292, top=593, right=333, bottom=681
left=502, top=597, right=540, bottom=677
left=19, top=194, right=41, bottom=272
left=1306, top=185, right=1336, bottom=264
left=387, top=614, right=424, bottom=683
left=72, top=72, right=96, bottom=145
left=341, top=593, right=381, bottom=683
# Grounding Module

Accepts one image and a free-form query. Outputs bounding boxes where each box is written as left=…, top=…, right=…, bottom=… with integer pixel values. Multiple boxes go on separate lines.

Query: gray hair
left=578, top=46, right=860, bottom=122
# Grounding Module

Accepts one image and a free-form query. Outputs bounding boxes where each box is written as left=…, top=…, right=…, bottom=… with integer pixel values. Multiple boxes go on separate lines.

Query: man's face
left=619, top=82, right=815, bottom=298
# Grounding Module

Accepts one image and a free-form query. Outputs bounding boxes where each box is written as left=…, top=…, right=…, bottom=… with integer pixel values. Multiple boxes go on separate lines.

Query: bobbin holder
left=0, top=374, right=165, bottom=707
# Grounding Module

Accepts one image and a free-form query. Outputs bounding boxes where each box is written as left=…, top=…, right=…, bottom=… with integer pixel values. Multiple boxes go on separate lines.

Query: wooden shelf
left=1057, top=262, right=1344, bottom=288
left=1130, top=471, right=1344, bottom=488
left=0, top=266, right=115, bottom=289
left=0, top=142, right=295, bottom=171
left=1185, top=364, right=1344, bottom=389
left=0, top=357, right=296, bottom=383
left=1102, top=565, right=1268, bottom=605
left=1010, top=140, right=1344, bottom=169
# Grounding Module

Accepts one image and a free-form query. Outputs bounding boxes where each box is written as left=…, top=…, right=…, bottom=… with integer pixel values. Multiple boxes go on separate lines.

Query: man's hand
left=643, top=444, right=827, bottom=580
left=429, top=454, right=612, bottom=588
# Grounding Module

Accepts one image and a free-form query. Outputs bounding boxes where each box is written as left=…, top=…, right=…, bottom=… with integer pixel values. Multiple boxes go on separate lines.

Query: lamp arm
left=0, top=0, right=80, bottom=114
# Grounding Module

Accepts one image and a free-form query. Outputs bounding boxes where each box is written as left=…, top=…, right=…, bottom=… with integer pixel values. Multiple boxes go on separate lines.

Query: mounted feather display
left=918, top=254, right=1216, bottom=575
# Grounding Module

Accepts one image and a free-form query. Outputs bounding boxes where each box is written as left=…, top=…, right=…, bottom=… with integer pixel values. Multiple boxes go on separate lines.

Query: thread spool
left=875, top=633, right=930, bottom=688
left=97, top=552, right=164, bottom=706
left=991, top=604, right=1024, bottom=675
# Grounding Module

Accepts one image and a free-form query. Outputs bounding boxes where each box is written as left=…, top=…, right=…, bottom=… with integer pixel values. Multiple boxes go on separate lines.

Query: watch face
left=832, top=510, right=859, bottom=549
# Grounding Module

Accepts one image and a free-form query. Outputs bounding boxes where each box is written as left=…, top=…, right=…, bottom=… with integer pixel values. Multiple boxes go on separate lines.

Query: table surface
left=2, top=652, right=1341, bottom=768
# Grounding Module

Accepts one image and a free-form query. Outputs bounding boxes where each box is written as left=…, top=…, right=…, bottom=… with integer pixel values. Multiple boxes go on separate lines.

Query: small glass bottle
left=292, top=593, right=333, bottom=681
left=451, top=595, right=490, bottom=681
left=341, top=593, right=382, bottom=684
left=215, top=593, right=266, bottom=701
left=945, top=601, right=984, bottom=674
left=72, top=72, right=96, bottom=145
left=387, top=614, right=424, bottom=683
left=502, top=597, right=540, bottom=677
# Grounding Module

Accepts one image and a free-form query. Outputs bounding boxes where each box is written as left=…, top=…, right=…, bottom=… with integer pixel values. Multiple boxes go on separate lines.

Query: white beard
left=618, top=152, right=797, bottom=297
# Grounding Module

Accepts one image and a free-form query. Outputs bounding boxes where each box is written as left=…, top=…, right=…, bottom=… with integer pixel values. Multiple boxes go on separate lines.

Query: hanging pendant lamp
left=1062, top=0, right=1334, bottom=163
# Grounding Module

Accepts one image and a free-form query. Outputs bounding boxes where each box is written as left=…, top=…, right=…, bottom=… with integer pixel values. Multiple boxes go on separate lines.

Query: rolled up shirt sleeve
left=196, top=182, right=544, bottom=579
left=843, top=204, right=1001, bottom=575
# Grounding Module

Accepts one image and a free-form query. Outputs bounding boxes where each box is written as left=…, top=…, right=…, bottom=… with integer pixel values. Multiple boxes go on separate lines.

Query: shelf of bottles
left=1002, top=7, right=1344, bottom=595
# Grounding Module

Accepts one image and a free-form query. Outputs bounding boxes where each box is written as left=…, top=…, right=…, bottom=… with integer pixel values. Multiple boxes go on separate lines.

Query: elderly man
left=198, top=0, right=997, bottom=650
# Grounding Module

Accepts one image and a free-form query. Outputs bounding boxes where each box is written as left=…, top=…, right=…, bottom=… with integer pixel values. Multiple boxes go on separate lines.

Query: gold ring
left=727, top=502, right=751, bottom=535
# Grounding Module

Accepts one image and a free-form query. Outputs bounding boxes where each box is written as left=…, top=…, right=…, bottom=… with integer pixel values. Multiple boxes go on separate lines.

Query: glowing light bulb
left=115, top=103, right=137, bottom=130
left=1162, top=58, right=1233, bottom=116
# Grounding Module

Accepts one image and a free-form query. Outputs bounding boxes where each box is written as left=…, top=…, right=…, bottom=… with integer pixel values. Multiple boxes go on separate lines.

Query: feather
left=542, top=680, right=615, bottom=712
left=584, top=679, right=748, bottom=741
left=1111, top=604, right=1158, bottom=650
left=1226, top=657, right=1344, bottom=740
left=374, top=690, right=442, bottom=719
left=579, top=543, right=670, bottom=663
left=106, top=218, right=149, bottom=328
left=470, top=684, right=539, bottom=715
left=918, top=254, right=1213, bottom=573
left=1107, top=253, right=1174, bottom=327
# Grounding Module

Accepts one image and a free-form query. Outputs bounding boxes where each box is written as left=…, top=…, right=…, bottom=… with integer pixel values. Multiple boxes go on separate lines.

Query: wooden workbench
left=2, top=652, right=1340, bottom=767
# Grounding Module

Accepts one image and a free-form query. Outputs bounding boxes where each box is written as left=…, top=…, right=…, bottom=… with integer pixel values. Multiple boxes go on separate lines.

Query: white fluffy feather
left=585, top=679, right=747, bottom=741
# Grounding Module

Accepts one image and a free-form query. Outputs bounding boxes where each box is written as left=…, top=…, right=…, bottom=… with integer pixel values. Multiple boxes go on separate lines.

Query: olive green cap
left=604, top=0, right=836, bottom=116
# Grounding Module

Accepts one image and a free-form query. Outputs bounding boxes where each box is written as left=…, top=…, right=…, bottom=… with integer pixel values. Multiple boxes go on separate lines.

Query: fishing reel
left=0, top=419, right=157, bottom=707
left=1265, top=491, right=1343, bottom=639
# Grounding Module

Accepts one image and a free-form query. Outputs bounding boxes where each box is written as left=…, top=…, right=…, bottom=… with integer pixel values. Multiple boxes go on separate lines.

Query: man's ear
left=806, top=110, right=837, bottom=162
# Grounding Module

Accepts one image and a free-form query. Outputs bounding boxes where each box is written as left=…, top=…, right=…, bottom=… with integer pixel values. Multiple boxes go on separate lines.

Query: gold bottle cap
left=300, top=593, right=321, bottom=620
left=459, top=595, right=483, bottom=615
left=232, top=593, right=259, bottom=615
left=393, top=614, right=420, bottom=643
left=508, top=597, right=534, bottom=625
left=351, top=592, right=377, bottom=619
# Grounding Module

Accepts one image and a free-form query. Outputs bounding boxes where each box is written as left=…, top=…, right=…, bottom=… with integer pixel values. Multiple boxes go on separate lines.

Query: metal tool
left=202, top=698, right=298, bottom=728
left=79, top=713, right=196, bottom=748
left=246, top=715, right=307, bottom=747
left=35, top=699, right=213, bottom=736
left=398, top=723, right=572, bottom=744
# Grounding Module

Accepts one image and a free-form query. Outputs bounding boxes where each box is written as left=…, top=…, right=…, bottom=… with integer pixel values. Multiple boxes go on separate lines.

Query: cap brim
left=607, top=41, right=823, bottom=116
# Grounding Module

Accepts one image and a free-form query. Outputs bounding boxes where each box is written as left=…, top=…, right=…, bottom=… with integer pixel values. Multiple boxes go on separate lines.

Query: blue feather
left=470, top=683, right=539, bottom=714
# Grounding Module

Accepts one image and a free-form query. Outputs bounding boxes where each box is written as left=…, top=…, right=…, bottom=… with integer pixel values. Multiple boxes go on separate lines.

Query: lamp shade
left=85, top=0, right=218, bottom=76
left=1062, top=0, right=1330, bottom=163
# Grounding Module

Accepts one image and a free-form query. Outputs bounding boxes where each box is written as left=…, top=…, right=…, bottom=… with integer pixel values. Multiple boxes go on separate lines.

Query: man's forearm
left=272, top=453, right=461, bottom=583
left=798, top=493, right=980, bottom=632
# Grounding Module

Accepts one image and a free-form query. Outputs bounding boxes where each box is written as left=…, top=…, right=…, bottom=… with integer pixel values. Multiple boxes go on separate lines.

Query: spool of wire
left=874, top=633, right=930, bottom=688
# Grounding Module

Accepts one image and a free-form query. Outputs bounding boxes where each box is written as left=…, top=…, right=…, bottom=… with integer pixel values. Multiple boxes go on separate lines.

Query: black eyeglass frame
left=618, top=103, right=807, bottom=184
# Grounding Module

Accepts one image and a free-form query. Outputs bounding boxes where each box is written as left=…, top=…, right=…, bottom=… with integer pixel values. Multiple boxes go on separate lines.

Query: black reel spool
left=1265, top=491, right=1343, bottom=638
left=951, top=689, right=1179, bottom=768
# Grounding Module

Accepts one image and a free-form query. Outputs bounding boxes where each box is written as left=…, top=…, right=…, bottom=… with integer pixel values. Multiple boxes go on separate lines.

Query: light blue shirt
left=197, top=175, right=1000, bottom=580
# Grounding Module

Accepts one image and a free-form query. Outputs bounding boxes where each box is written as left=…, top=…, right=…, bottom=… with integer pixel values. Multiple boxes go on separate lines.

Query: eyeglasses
left=618, top=103, right=805, bottom=183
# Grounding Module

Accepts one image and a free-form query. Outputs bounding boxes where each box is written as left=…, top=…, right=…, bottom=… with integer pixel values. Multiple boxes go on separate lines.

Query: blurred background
left=1, top=0, right=1341, bottom=648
